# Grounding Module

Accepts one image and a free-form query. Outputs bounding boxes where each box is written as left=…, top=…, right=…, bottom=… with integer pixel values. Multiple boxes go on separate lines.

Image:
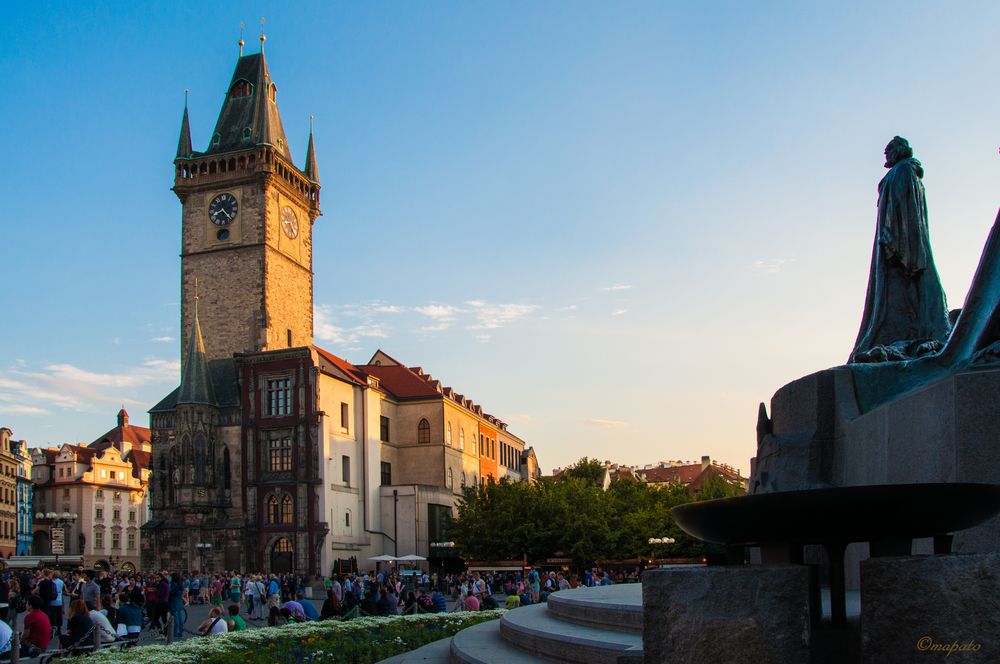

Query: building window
left=111, top=532, right=120, bottom=550
left=380, top=416, right=390, bottom=442
left=447, top=468, right=453, bottom=488
left=100, top=469, right=107, bottom=478
left=459, top=428, right=465, bottom=451
left=95, top=530, right=103, bottom=549
left=268, top=438, right=292, bottom=472
left=341, top=402, right=349, bottom=432
left=380, top=462, right=392, bottom=486
left=128, top=510, right=135, bottom=523
left=267, top=495, right=280, bottom=524
left=341, top=456, right=350, bottom=485
left=446, top=422, right=452, bottom=446
left=281, top=495, right=293, bottom=524
left=265, top=378, right=292, bottom=416
left=345, top=511, right=351, bottom=528
left=95, top=508, right=103, bottom=520
left=418, top=419, right=430, bottom=444
left=461, top=472, right=466, bottom=487
left=127, top=532, right=136, bottom=550
left=113, top=509, right=120, bottom=522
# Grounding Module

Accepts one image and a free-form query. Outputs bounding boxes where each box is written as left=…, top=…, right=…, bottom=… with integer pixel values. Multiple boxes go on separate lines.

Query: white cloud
left=611, top=309, right=628, bottom=316
left=587, top=418, right=629, bottom=428
left=466, top=302, right=541, bottom=330
left=601, top=284, right=633, bottom=292
left=751, top=259, right=789, bottom=274
left=152, top=336, right=174, bottom=343
left=0, top=357, right=179, bottom=416
left=473, top=334, right=492, bottom=343
left=315, top=305, right=390, bottom=346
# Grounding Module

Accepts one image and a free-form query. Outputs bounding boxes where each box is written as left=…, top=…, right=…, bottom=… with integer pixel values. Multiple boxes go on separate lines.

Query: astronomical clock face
left=281, top=205, right=299, bottom=239
left=209, top=193, right=238, bottom=226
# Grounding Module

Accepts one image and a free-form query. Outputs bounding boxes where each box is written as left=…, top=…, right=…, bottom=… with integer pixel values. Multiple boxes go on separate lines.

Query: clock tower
left=172, top=48, right=320, bottom=366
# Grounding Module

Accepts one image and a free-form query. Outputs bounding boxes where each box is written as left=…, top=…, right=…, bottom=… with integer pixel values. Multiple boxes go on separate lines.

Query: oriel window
left=268, top=438, right=293, bottom=471
left=265, top=378, right=292, bottom=416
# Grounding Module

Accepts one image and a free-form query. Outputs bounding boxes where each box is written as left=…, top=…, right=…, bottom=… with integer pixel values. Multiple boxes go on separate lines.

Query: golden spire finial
left=259, top=17, right=266, bottom=52
left=239, top=22, right=245, bottom=57
left=310, top=114, right=314, bottom=131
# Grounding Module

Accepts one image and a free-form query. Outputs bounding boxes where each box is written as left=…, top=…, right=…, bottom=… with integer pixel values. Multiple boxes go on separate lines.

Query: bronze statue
left=850, top=137, right=950, bottom=363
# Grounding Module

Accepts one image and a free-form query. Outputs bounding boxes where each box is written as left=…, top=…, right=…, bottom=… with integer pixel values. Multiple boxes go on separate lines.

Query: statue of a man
left=850, top=137, right=950, bottom=363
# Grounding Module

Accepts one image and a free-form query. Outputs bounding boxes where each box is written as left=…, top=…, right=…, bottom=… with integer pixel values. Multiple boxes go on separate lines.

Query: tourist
left=431, top=588, right=447, bottom=613
left=297, top=592, right=320, bottom=621
left=81, top=573, right=100, bottom=611
left=116, top=593, right=143, bottom=637
left=267, top=575, right=281, bottom=608
left=37, top=569, right=57, bottom=625
left=281, top=598, right=306, bottom=621
left=21, top=595, right=52, bottom=657
left=169, top=572, right=186, bottom=639
left=100, top=594, right=118, bottom=628
left=320, top=589, right=341, bottom=620
left=463, top=592, right=480, bottom=612
left=198, top=606, right=229, bottom=636
left=89, top=597, right=117, bottom=643
left=62, top=600, right=93, bottom=648
left=51, top=571, right=65, bottom=631
left=528, top=568, right=540, bottom=603
left=227, top=604, right=248, bottom=631
left=0, top=611, right=11, bottom=658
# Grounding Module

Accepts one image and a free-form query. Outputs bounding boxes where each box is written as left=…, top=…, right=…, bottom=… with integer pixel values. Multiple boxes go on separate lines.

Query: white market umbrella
left=368, top=554, right=397, bottom=561
left=398, top=554, right=426, bottom=561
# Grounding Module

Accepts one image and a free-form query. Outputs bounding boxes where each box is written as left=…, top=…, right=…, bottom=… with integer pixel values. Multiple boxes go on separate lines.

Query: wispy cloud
left=601, top=284, right=633, bottom=292
left=587, top=418, right=629, bottom=428
left=314, top=298, right=542, bottom=346
left=151, top=336, right=174, bottom=343
left=751, top=259, right=789, bottom=274
left=611, top=309, right=628, bottom=316
left=0, top=358, right=179, bottom=416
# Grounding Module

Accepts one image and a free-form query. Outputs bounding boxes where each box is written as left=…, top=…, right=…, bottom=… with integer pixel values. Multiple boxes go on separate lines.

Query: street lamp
left=196, top=542, right=212, bottom=573
left=43, top=512, right=78, bottom=569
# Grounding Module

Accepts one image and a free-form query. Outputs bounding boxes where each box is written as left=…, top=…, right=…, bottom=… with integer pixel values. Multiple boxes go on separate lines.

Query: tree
left=558, top=457, right=606, bottom=486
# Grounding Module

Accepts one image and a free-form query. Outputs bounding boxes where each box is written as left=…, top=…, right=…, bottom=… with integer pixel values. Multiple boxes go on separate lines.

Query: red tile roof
left=357, top=364, right=441, bottom=399
left=127, top=449, right=151, bottom=479
left=89, top=422, right=151, bottom=451
left=313, top=346, right=367, bottom=385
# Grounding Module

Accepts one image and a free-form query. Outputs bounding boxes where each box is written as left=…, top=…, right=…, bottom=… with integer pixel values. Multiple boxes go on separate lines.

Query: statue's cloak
left=850, top=158, right=950, bottom=362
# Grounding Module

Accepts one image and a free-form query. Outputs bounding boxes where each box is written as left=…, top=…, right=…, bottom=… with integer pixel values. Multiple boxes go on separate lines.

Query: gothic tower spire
left=178, top=285, right=217, bottom=406
left=304, top=116, right=319, bottom=184
left=176, top=91, right=193, bottom=160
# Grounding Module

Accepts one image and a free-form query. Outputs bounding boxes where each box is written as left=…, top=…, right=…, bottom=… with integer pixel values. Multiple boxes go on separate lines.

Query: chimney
left=701, top=455, right=710, bottom=471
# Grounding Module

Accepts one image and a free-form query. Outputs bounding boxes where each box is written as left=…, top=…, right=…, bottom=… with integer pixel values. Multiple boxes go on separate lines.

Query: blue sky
left=2, top=2, right=999, bottom=474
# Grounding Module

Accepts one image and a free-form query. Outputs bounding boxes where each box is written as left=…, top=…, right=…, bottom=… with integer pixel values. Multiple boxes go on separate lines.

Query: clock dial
left=281, top=205, right=299, bottom=239
left=209, top=193, right=238, bottom=226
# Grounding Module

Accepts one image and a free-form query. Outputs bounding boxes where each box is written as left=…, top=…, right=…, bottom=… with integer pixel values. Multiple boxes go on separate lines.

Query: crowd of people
left=0, top=564, right=637, bottom=656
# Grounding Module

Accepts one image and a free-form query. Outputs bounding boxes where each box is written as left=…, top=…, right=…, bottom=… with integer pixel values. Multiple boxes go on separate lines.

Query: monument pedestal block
left=642, top=566, right=811, bottom=664
left=861, top=553, right=1000, bottom=663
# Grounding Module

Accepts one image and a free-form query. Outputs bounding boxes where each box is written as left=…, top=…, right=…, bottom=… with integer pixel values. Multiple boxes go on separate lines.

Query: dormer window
left=212, top=133, right=221, bottom=147
left=230, top=79, right=253, bottom=98
left=269, top=83, right=277, bottom=102
left=243, top=127, right=252, bottom=140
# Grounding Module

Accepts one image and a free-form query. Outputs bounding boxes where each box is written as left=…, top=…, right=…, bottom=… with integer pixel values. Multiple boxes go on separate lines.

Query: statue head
left=884, top=136, right=913, bottom=168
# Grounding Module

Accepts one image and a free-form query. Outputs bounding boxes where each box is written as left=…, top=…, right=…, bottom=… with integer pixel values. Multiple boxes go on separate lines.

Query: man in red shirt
left=22, top=595, right=52, bottom=656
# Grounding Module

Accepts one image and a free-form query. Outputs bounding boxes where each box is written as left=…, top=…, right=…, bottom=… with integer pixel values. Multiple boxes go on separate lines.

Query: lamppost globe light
left=61, top=512, right=73, bottom=520
left=45, top=512, right=56, bottom=520
left=35, top=513, right=45, bottom=520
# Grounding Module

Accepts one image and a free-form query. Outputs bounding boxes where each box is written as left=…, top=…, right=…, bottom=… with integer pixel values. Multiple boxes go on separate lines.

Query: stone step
left=499, top=603, right=643, bottom=663
left=545, top=585, right=642, bottom=634
left=449, top=619, right=545, bottom=664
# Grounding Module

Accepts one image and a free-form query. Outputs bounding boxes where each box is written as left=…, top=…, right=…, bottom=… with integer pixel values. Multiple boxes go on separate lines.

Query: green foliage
left=697, top=473, right=746, bottom=500
left=75, top=612, right=504, bottom=664
left=451, top=457, right=731, bottom=565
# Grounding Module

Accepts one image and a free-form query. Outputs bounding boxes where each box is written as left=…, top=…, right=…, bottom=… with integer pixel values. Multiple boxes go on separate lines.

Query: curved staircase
left=379, top=585, right=643, bottom=663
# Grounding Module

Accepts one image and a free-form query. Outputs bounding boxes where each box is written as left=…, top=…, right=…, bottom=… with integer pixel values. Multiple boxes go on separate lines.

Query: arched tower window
left=230, top=79, right=253, bottom=98
left=446, top=422, right=452, bottom=446
left=418, top=419, right=430, bottom=444
left=223, top=447, right=231, bottom=491
left=281, top=495, right=294, bottom=524
left=459, top=428, right=465, bottom=451
left=447, top=468, right=453, bottom=488
left=267, top=495, right=280, bottom=524
left=269, top=83, right=277, bottom=102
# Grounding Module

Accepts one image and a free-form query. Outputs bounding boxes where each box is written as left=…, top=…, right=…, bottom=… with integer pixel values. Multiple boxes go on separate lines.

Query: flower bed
left=74, top=611, right=505, bottom=664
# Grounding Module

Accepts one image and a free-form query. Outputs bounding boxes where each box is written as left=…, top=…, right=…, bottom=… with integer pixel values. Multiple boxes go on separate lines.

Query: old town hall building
left=143, top=43, right=537, bottom=576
